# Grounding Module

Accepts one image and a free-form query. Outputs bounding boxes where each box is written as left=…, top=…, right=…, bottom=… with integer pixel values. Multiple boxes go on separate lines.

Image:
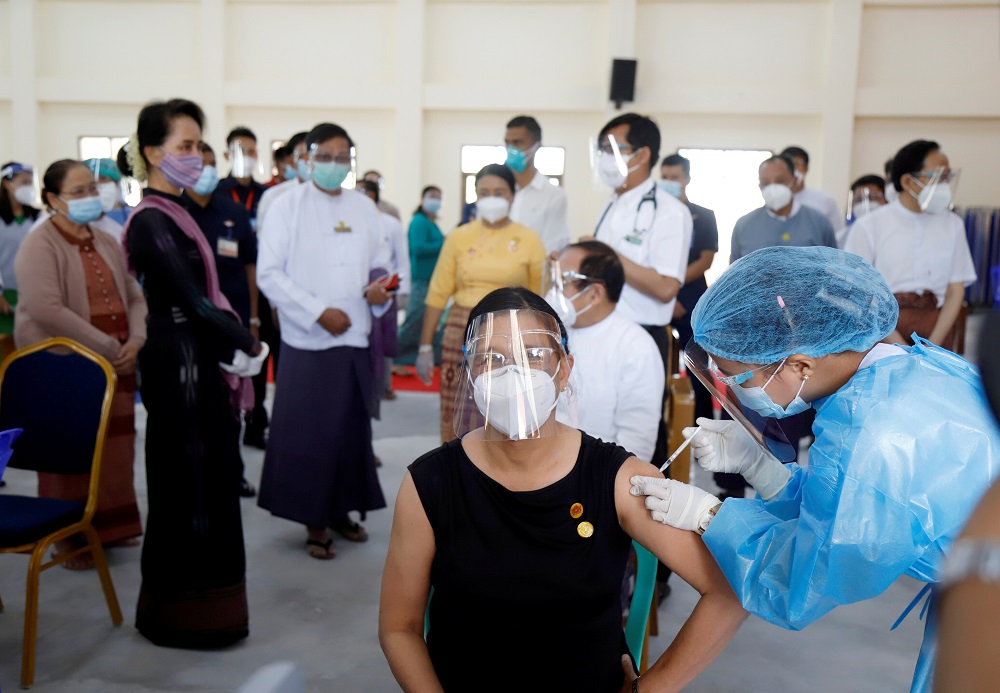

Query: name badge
left=624, top=234, right=644, bottom=246
left=217, top=238, right=239, bottom=258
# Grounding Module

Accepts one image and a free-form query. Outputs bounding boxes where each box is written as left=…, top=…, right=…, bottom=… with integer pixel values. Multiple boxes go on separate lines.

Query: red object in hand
left=378, top=273, right=400, bottom=292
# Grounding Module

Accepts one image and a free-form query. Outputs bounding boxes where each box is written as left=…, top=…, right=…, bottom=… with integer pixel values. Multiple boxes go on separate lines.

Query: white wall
left=1, top=0, right=999, bottom=238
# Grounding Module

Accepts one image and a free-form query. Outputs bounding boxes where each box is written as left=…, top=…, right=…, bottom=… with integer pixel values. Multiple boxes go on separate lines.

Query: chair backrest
left=624, top=541, right=658, bottom=664
left=0, top=338, right=115, bottom=475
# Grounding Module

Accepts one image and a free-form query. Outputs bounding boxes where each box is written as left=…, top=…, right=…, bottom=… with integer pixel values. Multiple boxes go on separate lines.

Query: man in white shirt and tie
left=505, top=115, right=570, bottom=255
left=256, top=122, right=390, bottom=560
left=586, top=112, right=692, bottom=468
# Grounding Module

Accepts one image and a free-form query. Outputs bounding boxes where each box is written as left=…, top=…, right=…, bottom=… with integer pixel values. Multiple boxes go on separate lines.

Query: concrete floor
left=1, top=379, right=936, bottom=692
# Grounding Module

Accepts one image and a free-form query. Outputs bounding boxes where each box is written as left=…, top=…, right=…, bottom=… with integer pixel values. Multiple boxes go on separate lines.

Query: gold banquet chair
left=0, top=338, right=123, bottom=688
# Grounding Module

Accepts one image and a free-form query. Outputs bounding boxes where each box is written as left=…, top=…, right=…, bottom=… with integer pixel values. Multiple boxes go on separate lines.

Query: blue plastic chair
left=625, top=541, right=658, bottom=669
left=0, top=338, right=122, bottom=688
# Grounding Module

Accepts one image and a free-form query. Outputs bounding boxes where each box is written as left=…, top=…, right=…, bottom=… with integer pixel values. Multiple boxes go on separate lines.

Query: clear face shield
left=229, top=140, right=261, bottom=180
left=590, top=133, right=632, bottom=191
left=87, top=160, right=122, bottom=212
left=2, top=165, right=41, bottom=209
left=453, top=309, right=578, bottom=441
left=683, top=341, right=799, bottom=463
left=910, top=166, right=961, bottom=213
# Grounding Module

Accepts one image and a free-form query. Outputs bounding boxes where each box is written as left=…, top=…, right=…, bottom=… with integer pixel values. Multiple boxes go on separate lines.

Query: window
left=78, top=136, right=130, bottom=163
left=676, top=148, right=772, bottom=283
left=460, top=145, right=565, bottom=204
left=79, top=136, right=140, bottom=206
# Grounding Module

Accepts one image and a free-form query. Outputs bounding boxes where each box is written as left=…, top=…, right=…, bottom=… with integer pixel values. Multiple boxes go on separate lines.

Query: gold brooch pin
left=570, top=503, right=583, bottom=519
left=577, top=521, right=594, bottom=538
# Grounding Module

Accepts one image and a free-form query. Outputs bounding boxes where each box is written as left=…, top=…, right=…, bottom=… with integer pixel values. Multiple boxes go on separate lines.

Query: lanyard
left=231, top=187, right=255, bottom=213
left=594, top=183, right=658, bottom=241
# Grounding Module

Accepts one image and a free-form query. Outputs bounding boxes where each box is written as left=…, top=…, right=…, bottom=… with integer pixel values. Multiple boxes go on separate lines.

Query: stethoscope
left=594, top=182, right=658, bottom=243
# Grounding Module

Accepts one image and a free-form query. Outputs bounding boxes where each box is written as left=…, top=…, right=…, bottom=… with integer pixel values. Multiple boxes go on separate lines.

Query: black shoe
left=239, top=478, right=257, bottom=498
left=243, top=431, right=267, bottom=450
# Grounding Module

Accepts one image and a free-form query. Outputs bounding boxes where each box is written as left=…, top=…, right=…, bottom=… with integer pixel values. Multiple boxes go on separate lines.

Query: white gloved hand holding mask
left=683, top=417, right=791, bottom=500
left=629, top=477, right=721, bottom=534
left=220, top=342, right=269, bottom=377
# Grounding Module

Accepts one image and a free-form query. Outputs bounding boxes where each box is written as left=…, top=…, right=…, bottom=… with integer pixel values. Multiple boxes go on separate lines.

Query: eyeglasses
left=910, top=168, right=959, bottom=184
left=561, top=270, right=604, bottom=287
left=463, top=331, right=563, bottom=378
left=710, top=358, right=777, bottom=387
left=310, top=151, right=353, bottom=165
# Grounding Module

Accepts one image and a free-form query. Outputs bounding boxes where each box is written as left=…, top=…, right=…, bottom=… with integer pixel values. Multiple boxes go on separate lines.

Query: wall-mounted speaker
left=610, top=59, right=637, bottom=109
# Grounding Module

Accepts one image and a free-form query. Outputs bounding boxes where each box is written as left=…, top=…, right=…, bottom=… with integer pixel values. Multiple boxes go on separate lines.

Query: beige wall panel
left=36, top=102, right=144, bottom=168
left=636, top=2, right=829, bottom=94
left=36, top=1, right=200, bottom=81
left=858, top=5, right=1000, bottom=94
left=0, top=1, right=10, bottom=78
left=225, top=2, right=396, bottom=84
left=852, top=117, right=1000, bottom=208
left=225, top=106, right=396, bottom=189
left=0, top=101, right=12, bottom=158
left=424, top=2, right=608, bottom=87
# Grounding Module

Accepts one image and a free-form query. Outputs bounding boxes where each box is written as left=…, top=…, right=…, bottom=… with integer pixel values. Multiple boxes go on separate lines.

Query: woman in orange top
left=415, top=164, right=545, bottom=441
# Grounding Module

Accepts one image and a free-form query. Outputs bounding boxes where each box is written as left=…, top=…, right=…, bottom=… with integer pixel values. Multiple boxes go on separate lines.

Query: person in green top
left=395, top=186, right=444, bottom=368
left=0, top=162, right=41, bottom=331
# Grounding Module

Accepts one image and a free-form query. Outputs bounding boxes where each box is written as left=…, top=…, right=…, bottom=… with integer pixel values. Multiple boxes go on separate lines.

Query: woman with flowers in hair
left=122, top=98, right=265, bottom=649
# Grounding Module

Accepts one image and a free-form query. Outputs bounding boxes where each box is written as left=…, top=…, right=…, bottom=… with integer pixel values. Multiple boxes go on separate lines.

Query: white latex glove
left=220, top=342, right=270, bottom=377
left=415, top=348, right=434, bottom=385
left=682, top=417, right=792, bottom=500
left=396, top=293, right=409, bottom=311
left=629, top=477, right=721, bottom=534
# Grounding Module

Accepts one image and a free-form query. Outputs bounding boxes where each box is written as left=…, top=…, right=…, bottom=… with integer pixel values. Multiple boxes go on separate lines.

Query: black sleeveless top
left=409, top=432, right=633, bottom=692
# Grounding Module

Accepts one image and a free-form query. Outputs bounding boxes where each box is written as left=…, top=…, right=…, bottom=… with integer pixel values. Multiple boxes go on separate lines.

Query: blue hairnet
left=691, top=246, right=898, bottom=363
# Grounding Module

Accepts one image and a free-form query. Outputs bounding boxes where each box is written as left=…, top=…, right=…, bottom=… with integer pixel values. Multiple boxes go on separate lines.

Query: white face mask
left=477, top=196, right=510, bottom=224
left=598, top=149, right=643, bottom=189
left=231, top=155, right=257, bottom=179
left=761, top=183, right=793, bottom=212
left=13, top=185, right=35, bottom=206
left=913, top=180, right=953, bottom=214
left=473, top=365, right=558, bottom=440
left=97, top=182, right=120, bottom=211
left=545, top=285, right=593, bottom=328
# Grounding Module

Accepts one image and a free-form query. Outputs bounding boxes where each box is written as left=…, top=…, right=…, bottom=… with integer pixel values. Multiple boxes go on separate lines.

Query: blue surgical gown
left=703, top=339, right=1000, bottom=693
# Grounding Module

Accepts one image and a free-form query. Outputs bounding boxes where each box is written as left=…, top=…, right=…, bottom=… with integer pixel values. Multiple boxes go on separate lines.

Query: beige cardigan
left=14, top=218, right=147, bottom=361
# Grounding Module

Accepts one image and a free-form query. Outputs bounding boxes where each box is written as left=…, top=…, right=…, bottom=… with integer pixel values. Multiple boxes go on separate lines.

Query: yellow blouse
left=425, top=220, right=545, bottom=310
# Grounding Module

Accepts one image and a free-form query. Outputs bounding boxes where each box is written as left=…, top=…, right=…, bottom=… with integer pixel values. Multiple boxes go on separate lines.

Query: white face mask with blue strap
left=730, top=358, right=812, bottom=419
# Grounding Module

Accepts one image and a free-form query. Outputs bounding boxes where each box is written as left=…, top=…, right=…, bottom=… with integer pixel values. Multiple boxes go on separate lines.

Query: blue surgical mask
left=505, top=145, right=528, bottom=174
left=658, top=179, right=683, bottom=198
left=60, top=195, right=104, bottom=225
left=192, top=165, right=219, bottom=196
left=283, top=164, right=297, bottom=181
left=296, top=159, right=311, bottom=182
left=423, top=197, right=441, bottom=215
left=311, top=162, right=351, bottom=191
left=730, top=360, right=812, bottom=419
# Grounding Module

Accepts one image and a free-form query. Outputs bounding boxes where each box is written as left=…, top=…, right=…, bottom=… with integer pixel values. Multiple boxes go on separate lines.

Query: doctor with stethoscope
left=582, top=112, right=692, bottom=469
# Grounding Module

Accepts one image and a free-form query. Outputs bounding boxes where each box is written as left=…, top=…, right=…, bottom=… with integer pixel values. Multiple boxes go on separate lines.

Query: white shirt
left=594, top=178, right=692, bottom=326
left=257, top=183, right=384, bottom=350
left=795, top=186, right=843, bottom=231
left=256, top=178, right=303, bottom=233
left=372, top=210, right=412, bottom=295
left=509, top=171, right=570, bottom=254
left=559, top=310, right=665, bottom=462
left=844, top=200, right=977, bottom=306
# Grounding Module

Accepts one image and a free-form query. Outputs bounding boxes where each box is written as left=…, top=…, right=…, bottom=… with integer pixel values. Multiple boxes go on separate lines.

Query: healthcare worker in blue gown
left=629, top=245, right=1000, bottom=693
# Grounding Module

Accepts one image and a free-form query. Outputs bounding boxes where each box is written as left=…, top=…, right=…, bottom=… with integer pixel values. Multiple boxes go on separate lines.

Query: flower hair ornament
left=125, top=133, right=148, bottom=183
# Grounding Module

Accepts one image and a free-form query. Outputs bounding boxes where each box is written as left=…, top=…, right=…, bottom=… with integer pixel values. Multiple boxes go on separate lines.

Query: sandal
left=331, top=520, right=368, bottom=543
left=305, top=537, right=336, bottom=560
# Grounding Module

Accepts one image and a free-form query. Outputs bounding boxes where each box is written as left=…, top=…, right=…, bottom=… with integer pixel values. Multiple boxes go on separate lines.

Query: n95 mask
left=473, top=365, right=558, bottom=440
